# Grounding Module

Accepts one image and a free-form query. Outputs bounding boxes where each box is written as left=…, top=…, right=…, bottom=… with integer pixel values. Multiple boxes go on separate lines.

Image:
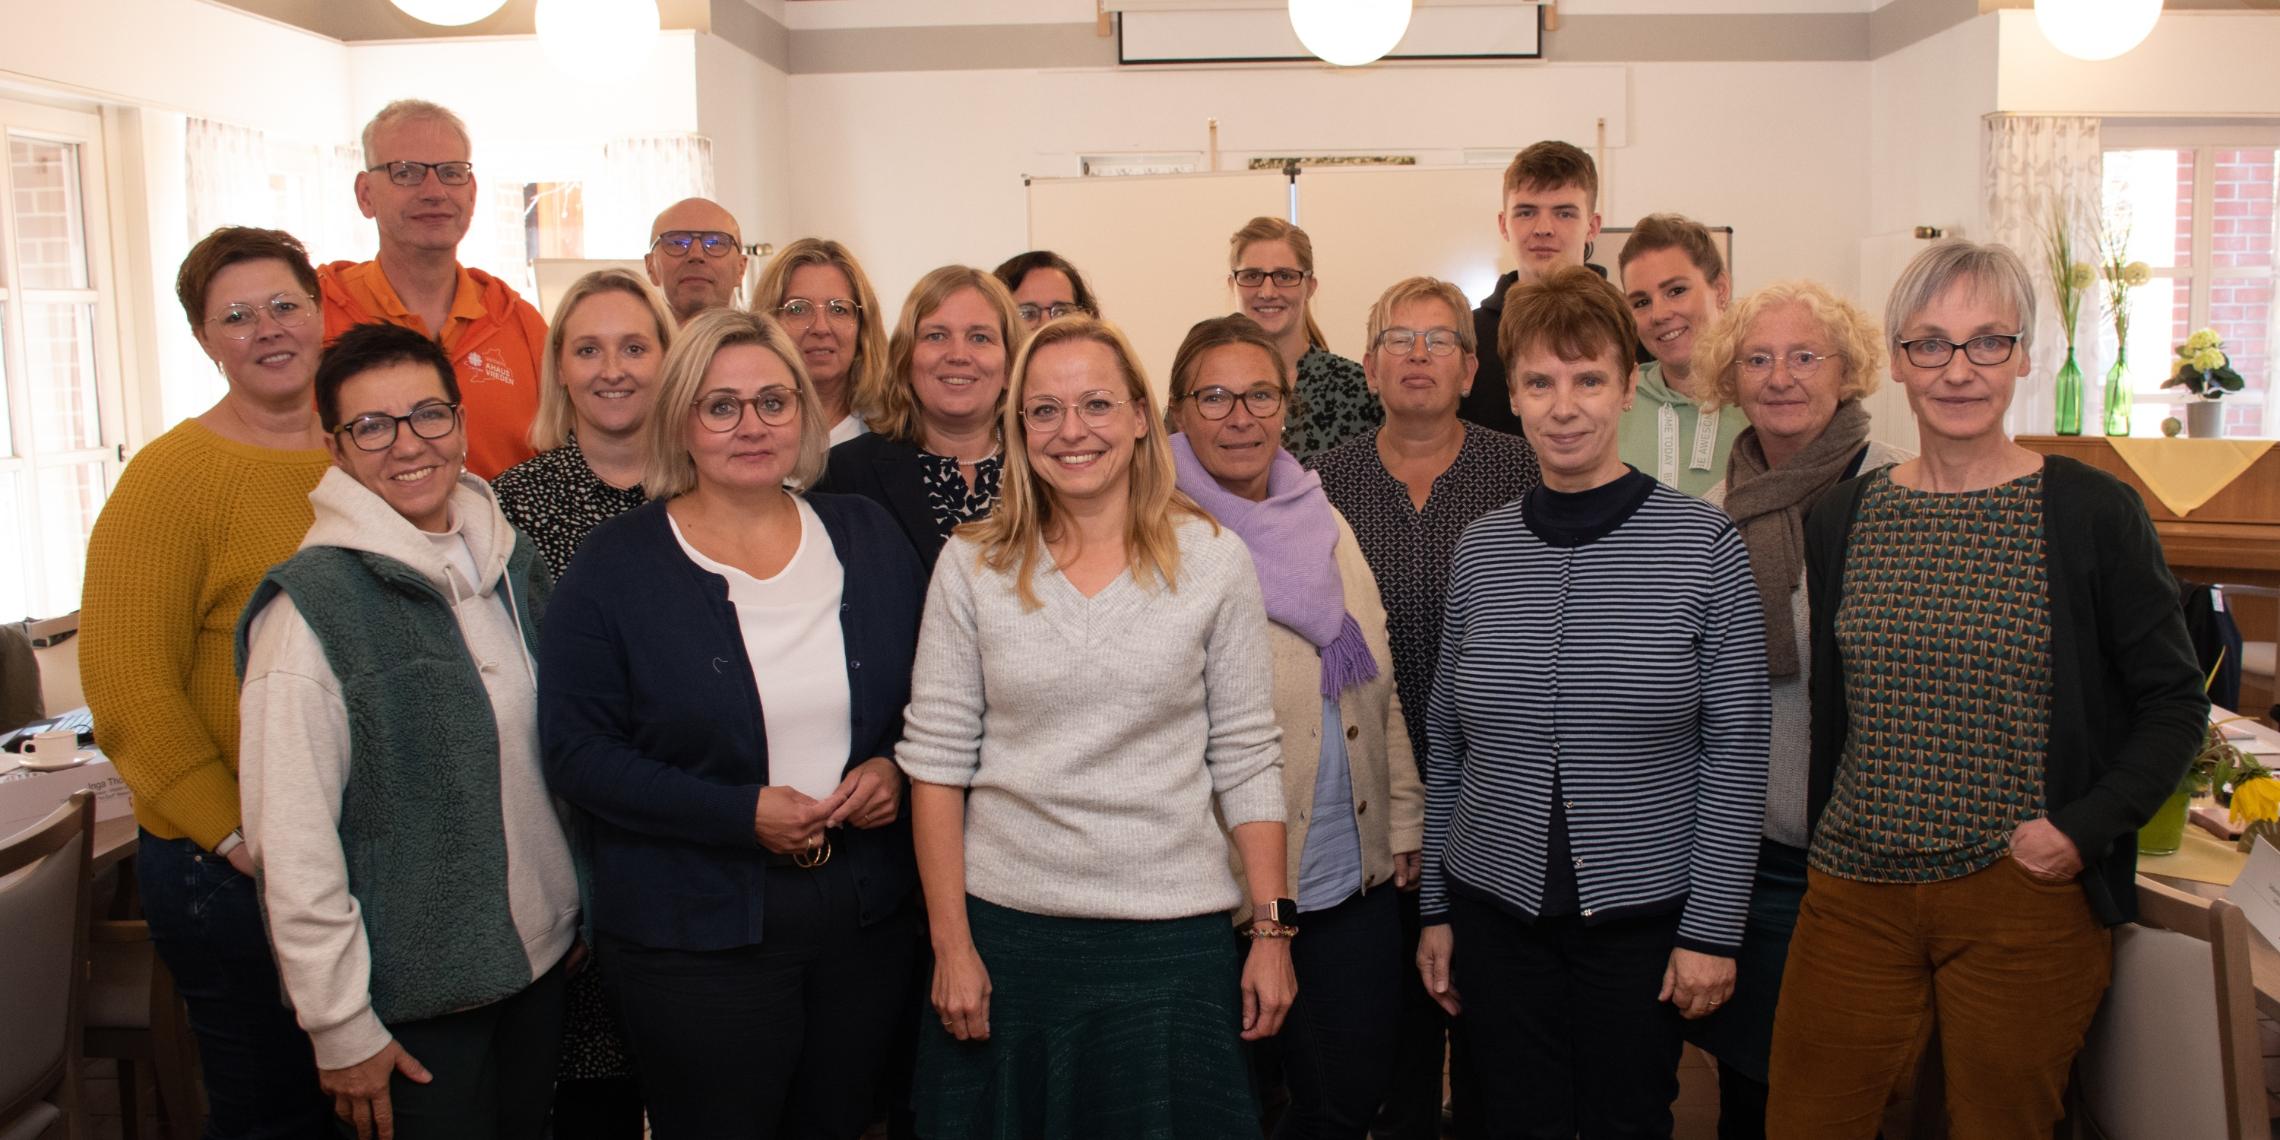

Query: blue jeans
left=136, top=831, right=331, bottom=1140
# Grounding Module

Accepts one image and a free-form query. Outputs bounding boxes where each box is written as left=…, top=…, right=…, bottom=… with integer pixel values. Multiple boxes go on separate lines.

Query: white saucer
left=18, top=749, right=94, bottom=772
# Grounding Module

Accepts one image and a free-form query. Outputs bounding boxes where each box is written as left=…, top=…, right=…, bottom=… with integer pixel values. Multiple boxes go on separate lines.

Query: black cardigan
left=537, top=492, right=925, bottom=952
left=1801, top=454, right=2208, bottom=925
left=818, top=432, right=951, bottom=571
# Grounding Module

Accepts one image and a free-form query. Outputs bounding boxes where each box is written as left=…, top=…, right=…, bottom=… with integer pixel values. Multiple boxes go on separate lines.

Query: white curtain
left=184, top=117, right=271, bottom=239
left=586, top=134, right=716, bottom=260
left=1982, top=114, right=2104, bottom=436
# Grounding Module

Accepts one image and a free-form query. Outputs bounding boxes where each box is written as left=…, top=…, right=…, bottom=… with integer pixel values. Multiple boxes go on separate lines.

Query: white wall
left=694, top=32, right=793, bottom=258
left=1995, top=10, right=2280, bottom=117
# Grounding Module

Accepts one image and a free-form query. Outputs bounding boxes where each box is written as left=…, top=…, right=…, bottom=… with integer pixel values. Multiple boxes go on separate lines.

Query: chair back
left=2077, top=875, right=2263, bottom=1140
left=0, top=790, right=94, bottom=1130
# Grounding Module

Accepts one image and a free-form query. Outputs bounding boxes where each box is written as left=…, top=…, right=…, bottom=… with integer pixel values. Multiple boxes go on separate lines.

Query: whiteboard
left=1301, top=165, right=1513, bottom=361
left=1027, top=171, right=1290, bottom=407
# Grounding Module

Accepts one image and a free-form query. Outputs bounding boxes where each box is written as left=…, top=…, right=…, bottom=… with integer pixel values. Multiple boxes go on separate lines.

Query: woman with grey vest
left=239, top=323, right=578, bottom=1140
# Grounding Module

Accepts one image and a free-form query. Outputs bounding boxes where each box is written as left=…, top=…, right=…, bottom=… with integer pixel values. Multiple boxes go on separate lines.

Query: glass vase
left=2137, top=784, right=2193, bottom=856
left=2101, top=346, right=2131, bottom=436
left=2054, top=346, right=2083, bottom=436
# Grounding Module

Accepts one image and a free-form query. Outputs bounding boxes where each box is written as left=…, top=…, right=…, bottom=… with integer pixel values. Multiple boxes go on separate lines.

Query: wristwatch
left=1252, top=898, right=1297, bottom=927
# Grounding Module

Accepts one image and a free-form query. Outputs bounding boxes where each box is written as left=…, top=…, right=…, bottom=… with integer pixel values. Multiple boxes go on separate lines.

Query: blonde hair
left=874, top=266, right=1026, bottom=446
left=361, top=99, right=471, bottom=159
left=964, top=316, right=1212, bottom=610
left=1365, top=276, right=1477, bottom=355
left=751, top=238, right=890, bottom=421
left=1229, top=216, right=1328, bottom=351
left=532, top=269, right=676, bottom=451
left=1694, top=280, right=1887, bottom=412
left=642, top=309, right=830, bottom=498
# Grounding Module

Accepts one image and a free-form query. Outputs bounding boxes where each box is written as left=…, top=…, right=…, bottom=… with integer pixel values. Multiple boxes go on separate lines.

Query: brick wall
left=2166, top=148, right=2274, bottom=433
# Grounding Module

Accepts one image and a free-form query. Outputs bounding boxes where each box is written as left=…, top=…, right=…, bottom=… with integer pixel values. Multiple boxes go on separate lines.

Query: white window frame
left=0, top=98, right=127, bottom=620
left=2103, top=122, right=2280, bottom=438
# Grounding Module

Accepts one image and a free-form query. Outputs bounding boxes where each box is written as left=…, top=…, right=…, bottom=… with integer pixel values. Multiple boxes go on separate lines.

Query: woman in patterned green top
left=1765, top=240, right=2208, bottom=1139
left=1227, top=217, right=1376, bottom=460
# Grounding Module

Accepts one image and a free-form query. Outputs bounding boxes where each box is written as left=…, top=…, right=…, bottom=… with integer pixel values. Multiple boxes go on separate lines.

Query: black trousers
left=1378, top=888, right=1481, bottom=1140
left=599, top=859, right=920, bottom=1140
left=1447, top=895, right=1684, bottom=1140
left=383, top=957, right=570, bottom=1140
left=1272, top=887, right=1403, bottom=1139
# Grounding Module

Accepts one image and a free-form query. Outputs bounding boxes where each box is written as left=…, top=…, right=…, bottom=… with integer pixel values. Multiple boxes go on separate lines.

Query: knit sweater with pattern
left=895, top=516, right=1286, bottom=920
left=79, top=420, right=331, bottom=848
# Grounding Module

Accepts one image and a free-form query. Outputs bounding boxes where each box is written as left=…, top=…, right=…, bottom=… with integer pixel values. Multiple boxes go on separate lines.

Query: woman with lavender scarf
left=1168, top=315, right=1421, bottom=1140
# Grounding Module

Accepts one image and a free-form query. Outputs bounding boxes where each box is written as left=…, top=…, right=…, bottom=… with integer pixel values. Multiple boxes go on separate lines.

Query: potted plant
left=2162, top=328, right=2245, bottom=439
left=2140, top=711, right=2272, bottom=855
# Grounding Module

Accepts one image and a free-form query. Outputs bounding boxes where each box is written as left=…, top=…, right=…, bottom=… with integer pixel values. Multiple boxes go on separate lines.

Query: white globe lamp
left=536, top=0, right=663, bottom=78
left=1288, top=0, right=1415, bottom=68
left=2033, top=0, right=2163, bottom=62
left=387, top=0, right=509, bottom=26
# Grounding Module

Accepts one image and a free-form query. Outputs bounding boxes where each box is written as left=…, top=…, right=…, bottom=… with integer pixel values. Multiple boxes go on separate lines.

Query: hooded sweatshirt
left=239, top=467, right=577, bottom=1069
left=1617, top=360, right=1748, bottom=498
left=318, top=260, right=548, bottom=480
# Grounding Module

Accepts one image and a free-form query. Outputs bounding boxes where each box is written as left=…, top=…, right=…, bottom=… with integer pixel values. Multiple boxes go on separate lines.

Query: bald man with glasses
left=645, top=198, right=750, bottom=324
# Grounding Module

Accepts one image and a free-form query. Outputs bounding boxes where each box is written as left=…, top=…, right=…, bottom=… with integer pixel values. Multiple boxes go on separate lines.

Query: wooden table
left=2019, top=435, right=2280, bottom=590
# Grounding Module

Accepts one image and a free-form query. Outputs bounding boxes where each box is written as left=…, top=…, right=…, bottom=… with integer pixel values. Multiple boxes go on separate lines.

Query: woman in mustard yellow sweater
left=79, top=226, right=336, bottom=1138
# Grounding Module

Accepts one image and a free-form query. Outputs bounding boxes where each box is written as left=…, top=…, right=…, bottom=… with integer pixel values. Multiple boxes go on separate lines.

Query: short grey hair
left=361, top=99, right=472, bottom=160
left=642, top=308, right=831, bottom=498
left=1883, top=239, right=2038, bottom=353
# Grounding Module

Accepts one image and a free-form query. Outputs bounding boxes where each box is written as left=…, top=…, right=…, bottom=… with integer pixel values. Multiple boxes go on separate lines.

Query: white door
left=0, top=99, right=126, bottom=620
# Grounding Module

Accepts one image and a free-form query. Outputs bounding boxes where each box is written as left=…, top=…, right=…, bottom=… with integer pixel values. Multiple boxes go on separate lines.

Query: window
left=0, top=100, right=124, bottom=620
left=2101, top=141, right=2278, bottom=436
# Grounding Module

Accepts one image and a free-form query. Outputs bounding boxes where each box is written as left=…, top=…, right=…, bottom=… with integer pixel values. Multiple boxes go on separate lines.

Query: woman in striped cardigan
left=1414, top=266, right=1771, bottom=1139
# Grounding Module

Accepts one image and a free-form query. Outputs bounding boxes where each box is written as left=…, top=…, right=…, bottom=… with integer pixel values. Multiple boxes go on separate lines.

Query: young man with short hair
left=1459, top=141, right=1603, bottom=437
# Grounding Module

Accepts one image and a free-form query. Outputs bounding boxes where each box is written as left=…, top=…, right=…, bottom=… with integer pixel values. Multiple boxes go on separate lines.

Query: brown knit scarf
left=1721, top=399, right=1871, bottom=677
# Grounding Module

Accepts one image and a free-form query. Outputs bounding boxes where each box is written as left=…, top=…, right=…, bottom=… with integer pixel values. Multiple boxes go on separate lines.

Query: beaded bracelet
left=1243, top=922, right=1299, bottom=940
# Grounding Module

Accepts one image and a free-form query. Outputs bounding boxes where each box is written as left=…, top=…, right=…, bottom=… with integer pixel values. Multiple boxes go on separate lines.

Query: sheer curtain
left=586, top=134, right=716, bottom=260
left=1982, top=114, right=2104, bottom=436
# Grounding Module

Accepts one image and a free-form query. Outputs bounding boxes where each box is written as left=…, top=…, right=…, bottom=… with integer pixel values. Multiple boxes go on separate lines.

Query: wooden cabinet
left=2019, top=436, right=2280, bottom=589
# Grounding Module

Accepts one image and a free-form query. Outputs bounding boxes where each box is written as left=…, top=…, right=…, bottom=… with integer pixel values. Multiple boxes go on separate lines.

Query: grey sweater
left=896, top=516, right=1286, bottom=920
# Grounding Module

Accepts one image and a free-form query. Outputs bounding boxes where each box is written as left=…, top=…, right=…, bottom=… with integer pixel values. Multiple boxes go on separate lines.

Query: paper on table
left=2224, top=836, right=2280, bottom=948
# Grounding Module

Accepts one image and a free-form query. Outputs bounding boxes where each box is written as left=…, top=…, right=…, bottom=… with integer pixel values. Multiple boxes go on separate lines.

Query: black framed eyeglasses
left=652, top=230, right=739, bottom=258
left=1896, top=333, right=2023, bottom=369
left=1739, top=349, right=1844, bottom=378
left=206, top=293, right=315, bottom=340
left=334, top=403, right=462, bottom=452
left=1016, top=302, right=1087, bottom=326
left=776, top=298, right=861, bottom=329
left=1232, top=268, right=1308, bottom=288
left=1376, top=327, right=1464, bottom=358
left=1182, top=386, right=1285, bottom=421
left=694, top=388, right=800, bottom=432
left=1020, top=391, right=1130, bottom=433
left=367, top=160, right=474, bottom=188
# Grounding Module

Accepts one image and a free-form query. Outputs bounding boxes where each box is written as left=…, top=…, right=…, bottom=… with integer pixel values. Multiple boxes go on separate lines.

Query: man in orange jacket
left=321, top=99, right=545, bottom=479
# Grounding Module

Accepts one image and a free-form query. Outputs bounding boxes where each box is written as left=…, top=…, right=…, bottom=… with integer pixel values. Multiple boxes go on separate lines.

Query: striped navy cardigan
left=1418, top=477, right=1772, bottom=956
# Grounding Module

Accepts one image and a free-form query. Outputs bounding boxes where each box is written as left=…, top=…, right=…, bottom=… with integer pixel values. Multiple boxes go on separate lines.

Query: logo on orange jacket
left=464, top=350, right=520, bottom=386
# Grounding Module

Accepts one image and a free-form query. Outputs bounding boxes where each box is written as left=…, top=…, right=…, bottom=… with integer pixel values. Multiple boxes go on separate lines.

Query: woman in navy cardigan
left=539, top=309, right=925, bottom=1139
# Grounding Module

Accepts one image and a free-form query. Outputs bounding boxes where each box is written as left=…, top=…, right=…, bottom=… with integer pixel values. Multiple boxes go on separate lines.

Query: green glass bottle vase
left=2054, top=346, right=2083, bottom=435
left=2102, top=346, right=2132, bottom=436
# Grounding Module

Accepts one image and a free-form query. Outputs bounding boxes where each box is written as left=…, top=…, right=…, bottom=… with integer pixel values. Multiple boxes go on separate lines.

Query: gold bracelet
left=1243, top=922, right=1299, bottom=940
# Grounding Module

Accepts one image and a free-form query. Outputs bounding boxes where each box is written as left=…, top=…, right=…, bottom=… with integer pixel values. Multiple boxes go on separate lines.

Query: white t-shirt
left=827, top=411, right=869, bottom=447
left=668, top=497, right=852, bottom=800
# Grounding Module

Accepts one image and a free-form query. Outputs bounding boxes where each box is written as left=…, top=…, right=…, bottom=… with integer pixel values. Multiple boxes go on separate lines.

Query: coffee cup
left=19, top=729, right=84, bottom=769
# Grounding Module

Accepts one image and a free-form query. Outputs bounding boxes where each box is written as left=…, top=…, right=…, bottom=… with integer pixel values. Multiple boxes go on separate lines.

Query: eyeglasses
left=1232, top=268, right=1309, bottom=289
left=1016, top=302, right=1087, bottom=326
left=1020, top=391, right=1130, bottom=433
left=1739, top=349, right=1844, bottom=379
left=694, top=387, right=800, bottom=432
left=651, top=230, right=739, bottom=259
left=776, top=298, right=861, bottom=330
left=334, top=403, right=461, bottom=452
left=1376, top=327, right=1464, bottom=358
left=1895, top=333, right=2023, bottom=369
left=206, top=293, right=315, bottom=340
left=366, top=160, right=474, bottom=188
left=1182, top=386, right=1286, bottom=421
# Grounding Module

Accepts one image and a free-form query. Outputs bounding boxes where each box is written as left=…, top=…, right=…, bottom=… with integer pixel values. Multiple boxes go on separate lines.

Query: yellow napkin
left=2107, top=437, right=2273, bottom=517
left=2139, top=821, right=2249, bottom=887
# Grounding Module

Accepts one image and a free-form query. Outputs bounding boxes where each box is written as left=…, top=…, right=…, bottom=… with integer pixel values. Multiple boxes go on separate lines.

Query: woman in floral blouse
left=1227, top=216, right=1375, bottom=460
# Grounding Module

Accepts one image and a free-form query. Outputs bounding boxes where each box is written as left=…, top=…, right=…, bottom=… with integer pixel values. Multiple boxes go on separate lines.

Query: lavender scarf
left=1171, top=433, right=1379, bottom=697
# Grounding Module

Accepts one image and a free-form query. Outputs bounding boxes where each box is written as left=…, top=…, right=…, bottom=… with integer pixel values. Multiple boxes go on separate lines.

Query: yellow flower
left=2233, top=776, right=2280, bottom=825
left=2069, top=262, right=2096, bottom=290
left=2193, top=347, right=2227, bottom=372
left=2123, top=261, right=2152, bottom=287
left=2188, top=328, right=2222, bottom=352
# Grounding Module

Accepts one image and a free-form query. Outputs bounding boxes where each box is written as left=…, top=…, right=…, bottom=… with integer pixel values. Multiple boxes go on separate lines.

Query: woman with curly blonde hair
left=1683, top=279, right=1909, bottom=1137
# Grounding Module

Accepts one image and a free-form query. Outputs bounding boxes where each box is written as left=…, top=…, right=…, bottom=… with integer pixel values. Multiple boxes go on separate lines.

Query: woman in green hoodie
left=1617, top=213, right=1748, bottom=496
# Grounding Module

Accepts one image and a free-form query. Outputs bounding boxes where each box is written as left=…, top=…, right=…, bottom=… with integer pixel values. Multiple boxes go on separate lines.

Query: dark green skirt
left=912, top=896, right=1258, bottom=1140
